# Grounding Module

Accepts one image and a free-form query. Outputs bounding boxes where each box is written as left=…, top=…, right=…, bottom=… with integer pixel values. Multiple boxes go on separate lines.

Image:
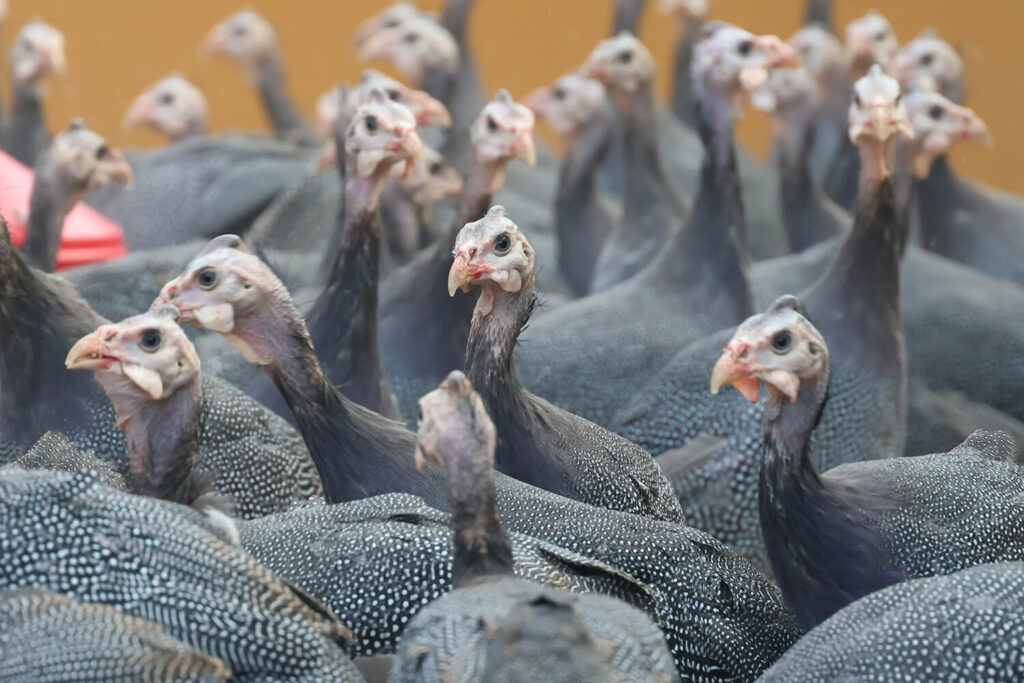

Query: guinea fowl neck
left=611, top=0, right=648, bottom=34
left=446, top=156, right=504, bottom=244
left=444, top=437, right=514, bottom=587
left=22, top=165, right=78, bottom=272
left=804, top=0, right=833, bottom=27
left=254, top=50, right=307, bottom=137
left=807, top=138, right=902, bottom=375
left=558, top=106, right=615, bottom=218
left=101, top=377, right=205, bottom=506
left=775, top=103, right=838, bottom=251
left=648, top=83, right=752, bottom=312
left=914, top=155, right=957, bottom=252
left=670, top=13, right=704, bottom=127
left=620, top=80, right=676, bottom=243
left=441, top=0, right=476, bottom=48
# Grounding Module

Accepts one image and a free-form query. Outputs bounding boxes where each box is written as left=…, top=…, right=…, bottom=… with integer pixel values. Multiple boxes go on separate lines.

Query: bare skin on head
left=657, top=0, right=709, bottom=19
left=23, top=119, right=133, bottom=271
left=711, top=296, right=828, bottom=404
left=889, top=30, right=965, bottom=103
left=582, top=32, right=657, bottom=110
left=466, top=90, right=536, bottom=194
left=845, top=11, right=897, bottom=79
left=523, top=72, right=607, bottom=140
left=9, top=19, right=65, bottom=94
left=122, top=73, right=208, bottom=141
left=358, top=16, right=459, bottom=86
left=414, top=370, right=495, bottom=475
left=902, top=89, right=988, bottom=179
left=351, top=2, right=429, bottom=49
left=201, top=9, right=278, bottom=80
left=448, top=205, right=534, bottom=318
left=846, top=65, right=914, bottom=182
left=394, top=144, right=463, bottom=208
left=788, top=25, right=849, bottom=96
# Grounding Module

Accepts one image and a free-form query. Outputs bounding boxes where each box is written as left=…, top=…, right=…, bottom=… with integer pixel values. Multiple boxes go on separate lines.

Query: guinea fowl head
left=202, top=9, right=278, bottom=74
left=351, top=2, right=426, bottom=49
left=414, top=370, right=496, bottom=475
left=691, top=22, right=800, bottom=114
left=448, top=205, right=534, bottom=316
left=582, top=32, right=656, bottom=101
left=122, top=73, right=208, bottom=141
left=847, top=65, right=913, bottom=177
left=889, top=30, right=964, bottom=102
left=903, top=89, right=989, bottom=178
left=395, top=145, right=463, bottom=208
left=154, top=235, right=290, bottom=365
left=66, top=305, right=199, bottom=404
left=358, top=16, right=459, bottom=85
left=711, top=295, right=828, bottom=405
left=788, top=25, right=848, bottom=90
left=41, top=119, right=134, bottom=191
left=344, top=88, right=423, bottom=185
left=657, top=0, right=709, bottom=18
left=845, top=11, right=897, bottom=77
left=471, top=90, right=536, bottom=170
left=350, top=70, right=451, bottom=128
left=9, top=19, right=65, bottom=91
left=523, top=72, right=607, bottom=139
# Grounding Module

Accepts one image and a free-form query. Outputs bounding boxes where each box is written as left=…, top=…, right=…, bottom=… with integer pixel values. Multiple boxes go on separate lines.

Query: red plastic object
left=0, top=149, right=128, bottom=269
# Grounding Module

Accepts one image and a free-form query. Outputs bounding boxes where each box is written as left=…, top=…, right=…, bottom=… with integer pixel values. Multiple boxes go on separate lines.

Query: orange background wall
left=5, top=1, right=1021, bottom=191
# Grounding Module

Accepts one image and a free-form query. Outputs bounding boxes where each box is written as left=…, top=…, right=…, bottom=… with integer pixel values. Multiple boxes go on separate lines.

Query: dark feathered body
left=762, top=561, right=1024, bottom=682
left=0, top=85, right=49, bottom=167
left=0, top=588, right=231, bottom=682
left=84, top=135, right=312, bottom=250
left=0, top=469, right=360, bottom=681
left=6, top=431, right=125, bottom=489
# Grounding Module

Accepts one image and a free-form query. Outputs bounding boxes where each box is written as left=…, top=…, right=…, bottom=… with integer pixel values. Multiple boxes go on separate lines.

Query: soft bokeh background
left=5, top=1, right=1021, bottom=190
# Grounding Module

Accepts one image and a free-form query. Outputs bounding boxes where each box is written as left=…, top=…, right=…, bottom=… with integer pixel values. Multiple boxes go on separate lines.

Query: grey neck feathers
left=445, top=435, right=514, bottom=587
left=102, top=376, right=205, bottom=506
left=254, top=51, right=307, bottom=136
left=620, top=80, right=675, bottom=242
left=670, top=14, right=704, bottom=127
left=612, top=0, right=648, bottom=34
left=442, top=0, right=476, bottom=47
left=22, top=163, right=77, bottom=272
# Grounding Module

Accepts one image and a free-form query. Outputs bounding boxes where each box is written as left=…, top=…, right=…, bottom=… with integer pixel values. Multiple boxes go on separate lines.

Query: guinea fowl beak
left=754, top=35, right=801, bottom=69
left=66, top=328, right=119, bottom=371
left=358, top=30, right=397, bottom=63
left=710, top=341, right=762, bottom=403
left=512, top=131, right=537, bottom=166
left=108, top=149, right=135, bottom=187
left=956, top=106, right=992, bottom=146
left=351, top=16, right=388, bottom=50
left=201, top=25, right=228, bottom=56
left=447, top=248, right=489, bottom=296
left=122, top=94, right=154, bottom=131
left=521, top=86, right=550, bottom=117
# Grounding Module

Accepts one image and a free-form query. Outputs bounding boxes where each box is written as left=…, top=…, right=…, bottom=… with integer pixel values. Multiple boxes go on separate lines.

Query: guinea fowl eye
left=616, top=50, right=633, bottom=64
left=920, top=53, right=934, bottom=67
left=95, top=145, right=110, bottom=160
left=853, top=93, right=862, bottom=108
left=486, top=116, right=498, bottom=133
left=232, top=25, right=248, bottom=37
left=737, top=40, right=753, bottom=56
left=387, top=89, right=400, bottom=101
left=493, top=234, right=512, bottom=254
left=365, top=115, right=379, bottom=133
left=928, top=104, right=944, bottom=120
left=159, top=92, right=175, bottom=106
left=404, top=32, right=419, bottom=44
left=553, top=87, right=566, bottom=101
left=429, top=162, right=443, bottom=175
left=197, top=268, right=218, bottom=289
left=771, top=331, right=793, bottom=354
left=139, top=329, right=162, bottom=352
left=874, top=31, right=887, bottom=42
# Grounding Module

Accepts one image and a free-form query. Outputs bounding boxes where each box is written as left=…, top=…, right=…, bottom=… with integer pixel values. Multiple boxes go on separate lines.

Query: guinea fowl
left=0, top=217, right=322, bottom=518
left=821, top=11, right=897, bottom=211
left=20, top=119, right=133, bottom=272
left=760, top=562, right=1024, bottom=682
left=157, top=237, right=801, bottom=679
left=0, top=469, right=361, bottom=681
left=0, top=588, right=231, bottom=681
left=202, top=9, right=315, bottom=145
left=0, top=19, right=65, bottom=167
left=583, top=32, right=688, bottom=291
left=660, top=0, right=708, bottom=129
left=65, top=307, right=229, bottom=515
left=616, top=66, right=912, bottom=572
left=5, top=431, right=126, bottom=489
left=712, top=299, right=1024, bottom=629
left=516, top=24, right=796, bottom=427
left=122, top=73, right=209, bottom=142
left=788, top=23, right=850, bottom=185
left=379, top=90, right=536, bottom=419
left=524, top=71, right=614, bottom=296
left=450, top=207, right=682, bottom=520
left=889, top=29, right=966, bottom=103
left=391, top=371, right=678, bottom=682
left=762, top=65, right=848, bottom=251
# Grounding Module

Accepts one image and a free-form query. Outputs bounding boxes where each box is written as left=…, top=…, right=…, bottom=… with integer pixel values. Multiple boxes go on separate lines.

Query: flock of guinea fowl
left=3, top=0, right=1024, bottom=680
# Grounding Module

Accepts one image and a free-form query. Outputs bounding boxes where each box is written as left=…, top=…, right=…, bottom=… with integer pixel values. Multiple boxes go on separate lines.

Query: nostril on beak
left=103, top=328, right=116, bottom=342
left=394, top=125, right=407, bottom=138
left=467, top=246, right=478, bottom=260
